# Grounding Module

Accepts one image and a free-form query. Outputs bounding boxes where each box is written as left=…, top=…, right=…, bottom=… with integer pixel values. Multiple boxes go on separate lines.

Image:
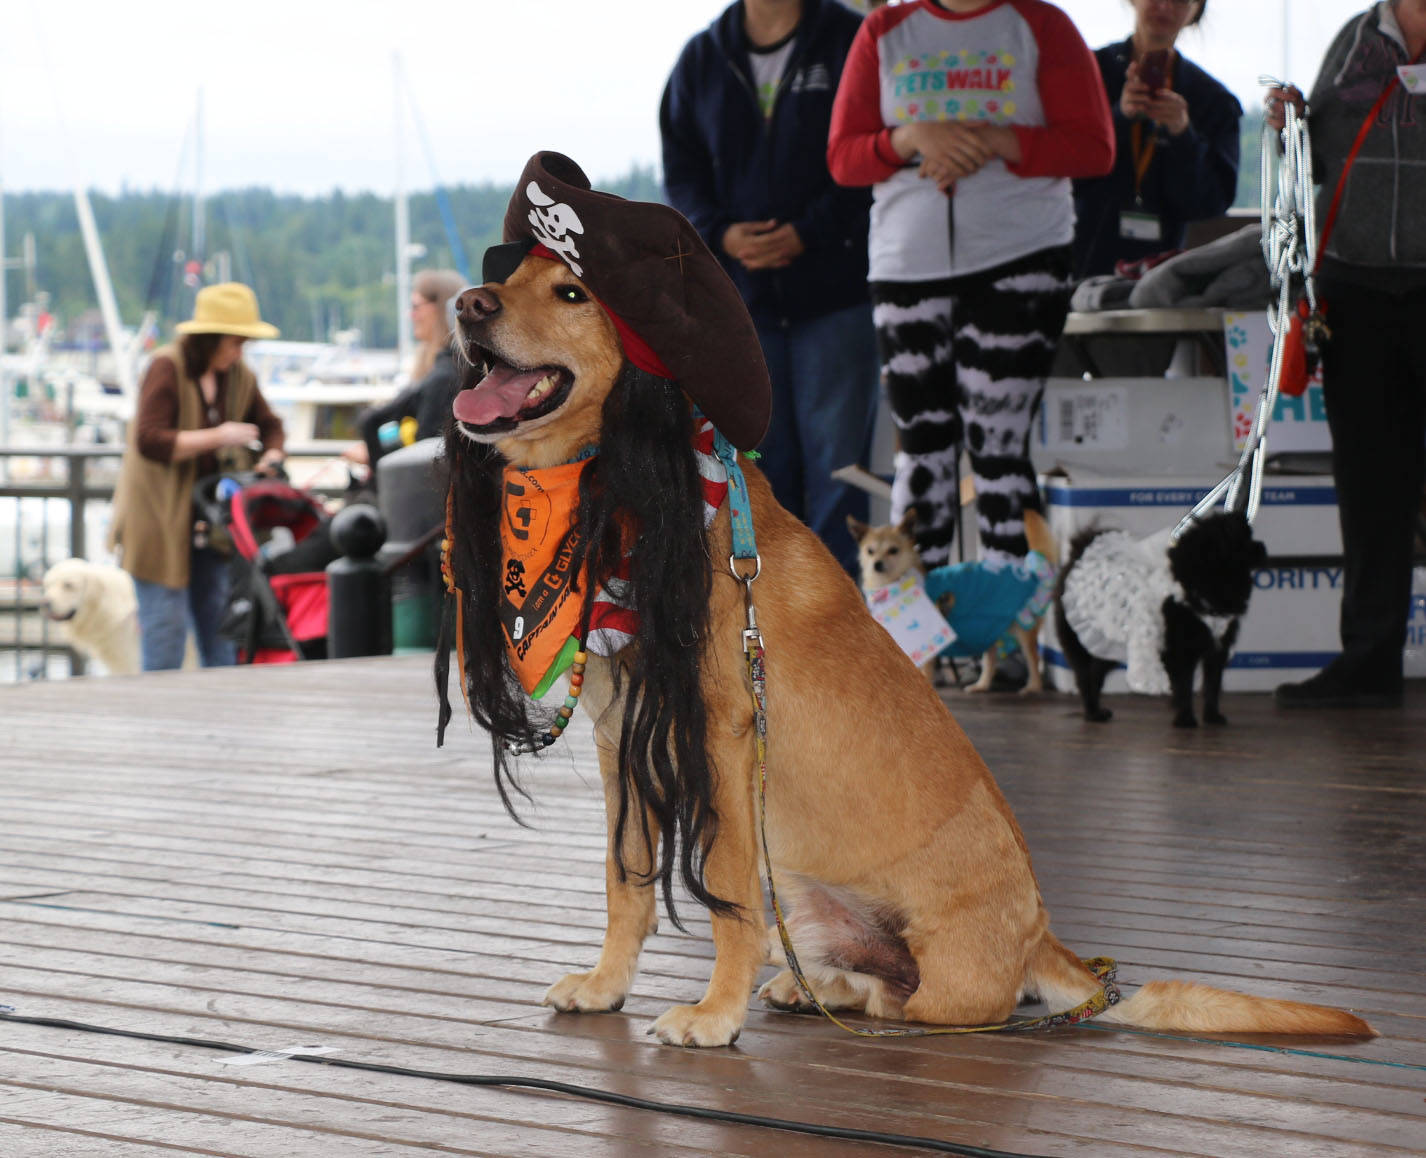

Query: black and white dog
left=1054, top=512, right=1267, bottom=727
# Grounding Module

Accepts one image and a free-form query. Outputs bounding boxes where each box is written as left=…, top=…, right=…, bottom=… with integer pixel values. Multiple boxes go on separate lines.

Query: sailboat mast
left=394, top=55, right=413, bottom=370
left=72, top=188, right=135, bottom=397
left=193, top=88, right=205, bottom=271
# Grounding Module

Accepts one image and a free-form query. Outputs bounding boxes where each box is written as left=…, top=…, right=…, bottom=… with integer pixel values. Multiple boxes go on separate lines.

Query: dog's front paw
left=1172, top=711, right=1199, bottom=729
left=758, top=970, right=818, bottom=1013
left=1204, top=708, right=1228, bottom=725
left=649, top=1001, right=745, bottom=1047
left=543, top=971, right=628, bottom=1014
left=1086, top=707, right=1113, bottom=723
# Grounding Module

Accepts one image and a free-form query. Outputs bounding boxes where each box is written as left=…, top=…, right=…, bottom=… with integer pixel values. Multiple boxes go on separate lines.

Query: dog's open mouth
left=42, top=606, right=76, bottom=622
left=452, top=351, right=574, bottom=433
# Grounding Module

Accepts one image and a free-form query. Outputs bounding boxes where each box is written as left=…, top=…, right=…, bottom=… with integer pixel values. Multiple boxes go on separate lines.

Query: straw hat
left=175, top=282, right=280, bottom=339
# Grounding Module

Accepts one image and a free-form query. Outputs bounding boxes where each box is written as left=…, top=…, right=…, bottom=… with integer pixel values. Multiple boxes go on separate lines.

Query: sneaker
left=1274, top=665, right=1403, bottom=709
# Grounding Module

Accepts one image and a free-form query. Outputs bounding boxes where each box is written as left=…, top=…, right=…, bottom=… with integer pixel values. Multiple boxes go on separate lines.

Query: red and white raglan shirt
left=828, top=0, right=1114, bottom=282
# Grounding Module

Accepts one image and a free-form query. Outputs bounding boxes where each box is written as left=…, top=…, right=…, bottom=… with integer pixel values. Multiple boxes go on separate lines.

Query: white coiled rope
left=1173, top=77, right=1317, bottom=540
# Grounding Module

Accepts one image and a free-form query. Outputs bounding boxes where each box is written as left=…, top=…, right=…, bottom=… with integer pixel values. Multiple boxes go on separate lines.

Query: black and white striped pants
left=871, top=245, right=1072, bottom=565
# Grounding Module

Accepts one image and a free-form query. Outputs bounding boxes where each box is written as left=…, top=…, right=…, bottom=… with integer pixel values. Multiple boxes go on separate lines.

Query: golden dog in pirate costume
left=437, top=152, right=1373, bottom=1047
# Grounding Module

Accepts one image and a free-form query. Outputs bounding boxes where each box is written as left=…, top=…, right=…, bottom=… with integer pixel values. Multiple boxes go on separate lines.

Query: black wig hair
left=1168, top=511, right=1267, bottom=617
left=436, top=364, right=730, bottom=926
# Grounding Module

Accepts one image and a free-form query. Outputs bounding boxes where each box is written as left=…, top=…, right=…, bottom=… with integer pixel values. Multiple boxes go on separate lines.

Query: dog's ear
left=896, top=508, right=918, bottom=537
left=847, top=516, right=870, bottom=543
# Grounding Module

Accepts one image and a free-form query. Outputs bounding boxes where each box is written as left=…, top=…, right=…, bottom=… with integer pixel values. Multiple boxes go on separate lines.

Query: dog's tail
left=1027, top=932, right=1375, bottom=1036
left=1024, top=509, right=1057, bottom=568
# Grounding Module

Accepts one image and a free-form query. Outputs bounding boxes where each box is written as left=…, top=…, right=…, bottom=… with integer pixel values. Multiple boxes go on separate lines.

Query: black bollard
left=326, top=504, right=393, bottom=659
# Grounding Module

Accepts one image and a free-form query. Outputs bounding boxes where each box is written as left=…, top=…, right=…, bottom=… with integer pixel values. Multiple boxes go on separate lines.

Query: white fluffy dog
left=41, top=558, right=141, bottom=676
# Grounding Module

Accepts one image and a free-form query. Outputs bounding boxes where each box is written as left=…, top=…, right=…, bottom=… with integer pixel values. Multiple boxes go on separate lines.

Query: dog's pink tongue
left=452, top=365, right=550, bottom=425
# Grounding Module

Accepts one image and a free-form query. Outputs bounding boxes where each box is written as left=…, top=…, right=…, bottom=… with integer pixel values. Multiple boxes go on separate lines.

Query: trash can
left=376, top=437, right=448, bottom=654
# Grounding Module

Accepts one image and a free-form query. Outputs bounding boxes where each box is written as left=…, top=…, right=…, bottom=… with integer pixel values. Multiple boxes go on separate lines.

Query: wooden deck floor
left=1, top=656, right=1423, bottom=1157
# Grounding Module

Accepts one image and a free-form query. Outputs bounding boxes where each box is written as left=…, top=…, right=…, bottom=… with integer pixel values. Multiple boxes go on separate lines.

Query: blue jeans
left=755, top=301, right=880, bottom=572
left=134, top=547, right=237, bottom=671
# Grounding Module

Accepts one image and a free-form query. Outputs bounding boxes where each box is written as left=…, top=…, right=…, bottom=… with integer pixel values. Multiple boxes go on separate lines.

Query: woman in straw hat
left=108, top=282, right=286, bottom=671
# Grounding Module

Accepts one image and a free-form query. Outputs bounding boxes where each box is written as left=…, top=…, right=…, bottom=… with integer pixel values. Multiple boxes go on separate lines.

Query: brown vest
left=109, top=345, right=258, bottom=588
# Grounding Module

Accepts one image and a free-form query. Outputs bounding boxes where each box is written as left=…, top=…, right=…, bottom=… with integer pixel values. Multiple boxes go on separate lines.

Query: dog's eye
left=554, top=285, right=588, bottom=304
left=887, top=547, right=899, bottom=555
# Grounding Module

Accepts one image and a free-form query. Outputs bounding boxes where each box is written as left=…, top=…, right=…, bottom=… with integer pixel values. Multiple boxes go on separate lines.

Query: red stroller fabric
left=222, top=480, right=335, bottom=663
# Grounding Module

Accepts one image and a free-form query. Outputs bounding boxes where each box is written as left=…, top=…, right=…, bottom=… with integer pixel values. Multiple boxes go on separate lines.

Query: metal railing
left=1, top=446, right=350, bottom=682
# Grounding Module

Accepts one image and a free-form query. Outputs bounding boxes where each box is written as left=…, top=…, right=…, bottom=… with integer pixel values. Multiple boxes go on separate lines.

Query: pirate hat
left=493, top=151, right=772, bottom=451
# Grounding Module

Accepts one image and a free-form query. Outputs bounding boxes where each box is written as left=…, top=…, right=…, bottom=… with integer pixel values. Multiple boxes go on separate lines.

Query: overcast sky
left=0, top=0, right=1372, bottom=197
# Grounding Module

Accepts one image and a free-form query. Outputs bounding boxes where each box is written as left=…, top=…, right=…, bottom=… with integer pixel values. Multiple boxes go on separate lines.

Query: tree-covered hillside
left=5, top=117, right=1269, bottom=353
left=2, top=166, right=662, bottom=349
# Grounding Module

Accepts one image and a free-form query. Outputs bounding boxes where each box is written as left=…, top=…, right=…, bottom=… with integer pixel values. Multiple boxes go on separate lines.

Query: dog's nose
left=456, top=286, right=501, bottom=325
left=873, top=561, right=886, bottom=573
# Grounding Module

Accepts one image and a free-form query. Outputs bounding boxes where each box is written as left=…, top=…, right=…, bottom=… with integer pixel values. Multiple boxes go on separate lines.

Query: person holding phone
left=1072, top=0, right=1241, bottom=279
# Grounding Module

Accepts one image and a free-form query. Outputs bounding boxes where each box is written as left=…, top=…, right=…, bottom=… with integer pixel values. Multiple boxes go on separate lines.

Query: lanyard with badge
left=1121, top=52, right=1174, bottom=244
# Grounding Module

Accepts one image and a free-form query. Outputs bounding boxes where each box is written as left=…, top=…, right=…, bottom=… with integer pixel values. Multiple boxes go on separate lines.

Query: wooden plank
left=1, top=655, right=1422, bottom=1158
left=0, top=1121, right=237, bottom=1158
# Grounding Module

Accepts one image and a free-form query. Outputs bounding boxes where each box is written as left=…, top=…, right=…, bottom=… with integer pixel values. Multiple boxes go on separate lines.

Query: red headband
left=528, top=243, right=674, bottom=380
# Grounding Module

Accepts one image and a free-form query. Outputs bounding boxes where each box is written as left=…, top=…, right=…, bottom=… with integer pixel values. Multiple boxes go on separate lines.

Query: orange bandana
left=499, top=459, right=590, bottom=697
left=490, top=420, right=731, bottom=699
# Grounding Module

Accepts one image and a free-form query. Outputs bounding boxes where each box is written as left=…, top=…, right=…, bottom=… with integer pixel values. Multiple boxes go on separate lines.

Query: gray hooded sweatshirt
left=1309, top=1, right=1426, bottom=288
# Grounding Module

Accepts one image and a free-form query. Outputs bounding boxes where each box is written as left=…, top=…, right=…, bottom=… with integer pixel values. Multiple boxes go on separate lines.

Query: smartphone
left=1139, top=49, right=1170, bottom=96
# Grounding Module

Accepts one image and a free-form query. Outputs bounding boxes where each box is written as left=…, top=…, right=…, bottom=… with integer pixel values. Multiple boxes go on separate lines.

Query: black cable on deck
left=0, top=1009, right=1047, bottom=1158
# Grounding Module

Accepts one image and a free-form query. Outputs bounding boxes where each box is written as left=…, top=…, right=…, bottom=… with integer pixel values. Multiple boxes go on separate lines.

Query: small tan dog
left=848, top=509, right=1056, bottom=694
left=40, top=558, right=140, bottom=676
left=846, top=509, right=935, bottom=679
left=847, top=509, right=922, bottom=593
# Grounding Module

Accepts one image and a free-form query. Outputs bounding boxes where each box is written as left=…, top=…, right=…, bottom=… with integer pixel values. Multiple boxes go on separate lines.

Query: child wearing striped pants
left=828, top=0, right=1114, bottom=565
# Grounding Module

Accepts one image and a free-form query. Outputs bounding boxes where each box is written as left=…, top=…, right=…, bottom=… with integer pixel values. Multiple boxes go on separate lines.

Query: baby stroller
left=194, top=473, right=340, bottom=663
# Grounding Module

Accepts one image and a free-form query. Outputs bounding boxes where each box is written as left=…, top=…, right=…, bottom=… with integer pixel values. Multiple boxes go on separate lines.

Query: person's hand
left=738, top=223, right=805, bottom=270
left=723, top=220, right=779, bottom=263
left=1145, top=88, right=1191, bottom=136
left=255, top=447, right=286, bottom=476
left=341, top=441, right=370, bottom=465
left=902, top=121, right=994, bottom=193
left=216, top=420, right=260, bottom=448
left=1265, top=85, right=1304, bottom=133
left=1120, top=62, right=1154, bottom=119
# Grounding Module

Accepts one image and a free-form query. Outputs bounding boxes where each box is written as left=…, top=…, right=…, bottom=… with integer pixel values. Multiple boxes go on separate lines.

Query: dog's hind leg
left=1013, top=624, right=1042, bottom=694
left=1056, top=603, right=1113, bottom=721
left=900, top=909, right=1026, bottom=1026
left=758, top=879, right=916, bottom=1020
left=760, top=965, right=907, bottom=1020
left=544, top=733, right=660, bottom=1014
left=966, top=647, right=996, bottom=693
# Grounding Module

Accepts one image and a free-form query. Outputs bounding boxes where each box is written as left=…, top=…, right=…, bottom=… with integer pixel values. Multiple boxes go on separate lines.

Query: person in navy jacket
left=661, top=0, right=879, bottom=572
left=1072, top=0, right=1242, bottom=279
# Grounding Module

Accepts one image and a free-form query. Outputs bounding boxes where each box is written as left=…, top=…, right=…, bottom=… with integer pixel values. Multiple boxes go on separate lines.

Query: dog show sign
left=866, top=574, right=956, bottom=667
left=1223, top=311, right=1330, bottom=454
